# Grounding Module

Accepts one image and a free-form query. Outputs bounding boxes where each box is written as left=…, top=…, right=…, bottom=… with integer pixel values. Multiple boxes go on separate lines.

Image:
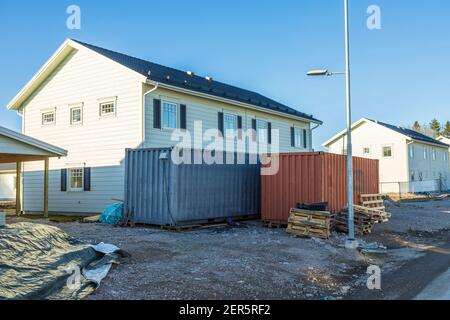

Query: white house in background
left=437, top=135, right=450, bottom=172
left=6, top=39, right=322, bottom=214
left=323, top=118, right=450, bottom=193
left=0, top=163, right=16, bottom=201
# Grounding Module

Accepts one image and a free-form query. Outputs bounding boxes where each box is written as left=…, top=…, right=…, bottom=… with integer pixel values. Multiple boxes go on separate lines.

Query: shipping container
left=261, top=152, right=379, bottom=224
left=124, top=148, right=261, bottom=226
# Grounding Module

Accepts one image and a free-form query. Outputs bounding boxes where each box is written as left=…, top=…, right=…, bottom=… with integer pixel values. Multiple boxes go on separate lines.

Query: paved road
left=348, top=240, right=450, bottom=300
left=415, top=267, right=450, bottom=300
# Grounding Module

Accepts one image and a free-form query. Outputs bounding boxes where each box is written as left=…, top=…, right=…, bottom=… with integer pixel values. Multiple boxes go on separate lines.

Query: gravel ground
left=6, top=198, right=450, bottom=300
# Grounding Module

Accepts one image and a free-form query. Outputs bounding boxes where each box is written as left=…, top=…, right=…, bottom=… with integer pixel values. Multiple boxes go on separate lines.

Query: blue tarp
left=99, top=203, right=123, bottom=225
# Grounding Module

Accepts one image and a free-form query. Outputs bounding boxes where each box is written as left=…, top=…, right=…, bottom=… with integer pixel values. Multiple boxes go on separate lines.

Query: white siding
left=327, top=121, right=409, bottom=192
left=143, top=86, right=313, bottom=153
left=22, top=47, right=144, bottom=213
left=408, top=142, right=449, bottom=183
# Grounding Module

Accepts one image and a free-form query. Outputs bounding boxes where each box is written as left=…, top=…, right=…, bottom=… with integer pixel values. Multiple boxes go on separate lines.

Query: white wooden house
left=323, top=118, right=450, bottom=193
left=6, top=39, right=322, bottom=214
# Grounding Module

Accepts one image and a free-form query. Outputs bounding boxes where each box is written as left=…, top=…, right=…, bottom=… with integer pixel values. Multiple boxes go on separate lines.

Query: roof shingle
left=73, top=40, right=321, bottom=123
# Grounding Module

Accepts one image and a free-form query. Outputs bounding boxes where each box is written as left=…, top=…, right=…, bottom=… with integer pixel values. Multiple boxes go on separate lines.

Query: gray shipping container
left=124, top=148, right=261, bottom=226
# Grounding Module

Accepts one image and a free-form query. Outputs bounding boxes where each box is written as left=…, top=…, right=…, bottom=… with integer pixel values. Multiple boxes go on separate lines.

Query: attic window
left=100, top=101, right=116, bottom=117
left=42, top=111, right=55, bottom=125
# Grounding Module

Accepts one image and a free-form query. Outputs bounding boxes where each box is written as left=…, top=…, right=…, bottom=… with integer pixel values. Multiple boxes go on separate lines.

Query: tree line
left=410, top=119, right=450, bottom=138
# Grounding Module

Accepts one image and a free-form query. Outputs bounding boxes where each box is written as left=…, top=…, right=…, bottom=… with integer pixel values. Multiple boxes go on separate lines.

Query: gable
left=7, top=39, right=146, bottom=111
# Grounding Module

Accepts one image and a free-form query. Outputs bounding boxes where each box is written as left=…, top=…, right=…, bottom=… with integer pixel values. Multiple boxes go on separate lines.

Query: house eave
left=145, top=80, right=322, bottom=125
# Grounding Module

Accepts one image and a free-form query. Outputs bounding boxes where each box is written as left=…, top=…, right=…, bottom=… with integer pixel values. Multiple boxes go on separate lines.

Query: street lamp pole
left=343, top=0, right=357, bottom=248
left=307, top=0, right=358, bottom=249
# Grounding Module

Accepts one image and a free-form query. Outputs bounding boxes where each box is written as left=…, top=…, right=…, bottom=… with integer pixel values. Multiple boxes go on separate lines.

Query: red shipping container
left=261, top=152, right=379, bottom=224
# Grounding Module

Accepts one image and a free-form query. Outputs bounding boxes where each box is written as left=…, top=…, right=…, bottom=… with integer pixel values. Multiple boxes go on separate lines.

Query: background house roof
left=372, top=120, right=449, bottom=147
left=73, top=40, right=322, bottom=124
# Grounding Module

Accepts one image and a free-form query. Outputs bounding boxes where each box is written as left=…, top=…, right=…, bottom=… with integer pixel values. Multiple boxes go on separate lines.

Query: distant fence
left=380, top=177, right=448, bottom=195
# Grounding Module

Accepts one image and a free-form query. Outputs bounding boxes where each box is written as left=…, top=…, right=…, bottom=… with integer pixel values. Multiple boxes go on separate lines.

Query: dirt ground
left=5, top=198, right=450, bottom=300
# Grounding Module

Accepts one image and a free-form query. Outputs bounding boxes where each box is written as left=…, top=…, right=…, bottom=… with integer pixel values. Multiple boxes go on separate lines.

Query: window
left=432, top=149, right=436, bottom=161
left=69, top=168, right=83, bottom=191
left=363, top=147, right=371, bottom=155
left=423, top=148, right=428, bottom=159
left=256, top=120, right=268, bottom=143
left=409, top=145, right=415, bottom=158
left=294, top=128, right=303, bottom=148
left=383, top=146, right=392, bottom=158
left=100, top=101, right=116, bottom=117
left=445, top=152, right=447, bottom=161
left=223, top=113, right=237, bottom=136
left=410, top=171, right=415, bottom=181
left=70, top=107, right=82, bottom=125
left=42, top=111, right=55, bottom=125
left=162, top=101, right=178, bottom=129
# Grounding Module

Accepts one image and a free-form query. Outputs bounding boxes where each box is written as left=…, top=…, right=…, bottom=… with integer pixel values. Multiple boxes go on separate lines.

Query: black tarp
left=0, top=222, right=128, bottom=300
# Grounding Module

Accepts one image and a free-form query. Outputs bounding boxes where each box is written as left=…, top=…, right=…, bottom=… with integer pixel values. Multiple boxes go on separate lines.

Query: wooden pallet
left=360, top=194, right=385, bottom=211
left=262, top=220, right=287, bottom=229
left=286, top=208, right=332, bottom=239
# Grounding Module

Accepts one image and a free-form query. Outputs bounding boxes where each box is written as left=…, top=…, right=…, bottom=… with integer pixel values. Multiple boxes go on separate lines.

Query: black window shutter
left=61, top=169, right=67, bottom=192
left=252, top=119, right=257, bottom=142
left=303, top=129, right=308, bottom=149
left=218, top=112, right=224, bottom=136
left=153, top=99, right=161, bottom=129
left=84, top=167, right=91, bottom=192
left=291, top=127, right=295, bottom=147
left=268, top=122, right=272, bottom=145
left=237, top=116, right=243, bottom=139
left=180, top=104, right=187, bottom=130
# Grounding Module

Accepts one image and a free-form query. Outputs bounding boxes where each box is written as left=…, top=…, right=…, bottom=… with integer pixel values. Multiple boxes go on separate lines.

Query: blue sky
left=0, top=0, right=449, bottom=150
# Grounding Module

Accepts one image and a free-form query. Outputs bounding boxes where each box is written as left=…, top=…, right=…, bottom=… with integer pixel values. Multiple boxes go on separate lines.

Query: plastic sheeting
left=0, top=222, right=129, bottom=300
left=99, top=203, right=124, bottom=225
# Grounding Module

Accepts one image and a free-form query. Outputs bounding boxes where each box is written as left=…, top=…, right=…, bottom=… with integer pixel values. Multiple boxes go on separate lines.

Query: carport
left=0, top=126, right=67, bottom=217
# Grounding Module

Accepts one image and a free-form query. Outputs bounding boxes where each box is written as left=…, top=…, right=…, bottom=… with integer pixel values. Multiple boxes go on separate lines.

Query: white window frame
left=382, top=146, right=393, bottom=158
left=423, top=147, right=428, bottom=160
left=68, top=168, right=84, bottom=192
left=432, top=148, right=436, bottom=161
left=223, top=113, right=237, bottom=137
left=256, top=119, right=268, bottom=144
left=161, top=100, right=178, bottom=130
left=70, top=104, right=83, bottom=125
left=42, top=110, right=56, bottom=125
left=293, top=127, right=303, bottom=148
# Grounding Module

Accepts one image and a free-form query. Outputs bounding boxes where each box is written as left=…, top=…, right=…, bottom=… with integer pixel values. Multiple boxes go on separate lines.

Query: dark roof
left=72, top=40, right=321, bottom=123
left=373, top=120, right=449, bottom=147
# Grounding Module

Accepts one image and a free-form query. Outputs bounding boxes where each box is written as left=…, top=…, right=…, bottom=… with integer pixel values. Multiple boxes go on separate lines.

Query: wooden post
left=15, top=162, right=22, bottom=215
left=44, top=158, right=49, bottom=218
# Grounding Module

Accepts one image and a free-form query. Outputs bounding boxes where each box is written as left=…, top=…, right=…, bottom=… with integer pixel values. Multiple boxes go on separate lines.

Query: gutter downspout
left=310, top=122, right=322, bottom=152
left=142, top=82, right=159, bottom=145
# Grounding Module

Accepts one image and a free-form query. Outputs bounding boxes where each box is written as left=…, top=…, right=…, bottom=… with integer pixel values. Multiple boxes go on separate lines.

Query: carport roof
left=0, top=126, right=67, bottom=163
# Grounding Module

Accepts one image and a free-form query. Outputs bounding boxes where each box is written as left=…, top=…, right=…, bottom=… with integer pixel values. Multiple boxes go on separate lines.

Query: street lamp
left=307, top=0, right=358, bottom=250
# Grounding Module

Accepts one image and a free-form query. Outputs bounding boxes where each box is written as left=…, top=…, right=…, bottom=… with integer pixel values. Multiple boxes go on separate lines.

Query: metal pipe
left=344, top=0, right=356, bottom=245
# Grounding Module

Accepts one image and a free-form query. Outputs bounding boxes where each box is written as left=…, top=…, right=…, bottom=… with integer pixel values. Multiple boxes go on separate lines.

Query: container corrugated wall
left=124, top=148, right=261, bottom=226
left=261, top=152, right=379, bottom=223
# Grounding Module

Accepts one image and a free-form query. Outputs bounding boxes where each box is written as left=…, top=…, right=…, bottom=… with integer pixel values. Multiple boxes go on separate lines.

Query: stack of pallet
left=286, top=208, right=332, bottom=239
left=333, top=194, right=391, bottom=235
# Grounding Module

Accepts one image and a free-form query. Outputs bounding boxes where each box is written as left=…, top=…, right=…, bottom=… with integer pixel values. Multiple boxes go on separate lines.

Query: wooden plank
left=44, top=158, right=49, bottom=218
left=15, top=162, right=21, bottom=215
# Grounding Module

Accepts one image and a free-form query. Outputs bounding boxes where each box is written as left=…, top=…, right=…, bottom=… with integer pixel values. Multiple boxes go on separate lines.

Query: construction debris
left=286, top=208, right=332, bottom=239
left=334, top=204, right=391, bottom=235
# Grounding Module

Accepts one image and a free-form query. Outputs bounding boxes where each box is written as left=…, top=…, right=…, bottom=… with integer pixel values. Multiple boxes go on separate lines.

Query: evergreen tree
left=429, top=119, right=441, bottom=137
left=443, top=121, right=450, bottom=137
left=412, top=121, right=421, bottom=132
